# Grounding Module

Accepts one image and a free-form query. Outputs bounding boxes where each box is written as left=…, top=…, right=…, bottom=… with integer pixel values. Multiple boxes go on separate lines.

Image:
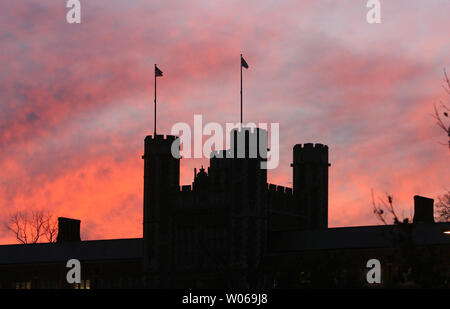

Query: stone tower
left=227, top=127, right=268, bottom=286
left=292, top=143, right=330, bottom=229
left=142, top=134, right=180, bottom=287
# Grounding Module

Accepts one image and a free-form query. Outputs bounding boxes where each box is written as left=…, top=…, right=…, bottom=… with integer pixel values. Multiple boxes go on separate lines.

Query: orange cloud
left=1, top=0, right=449, bottom=244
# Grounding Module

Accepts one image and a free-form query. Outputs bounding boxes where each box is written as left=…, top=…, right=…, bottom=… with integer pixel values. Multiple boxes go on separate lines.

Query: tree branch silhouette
left=433, top=69, right=450, bottom=149
left=5, top=210, right=58, bottom=244
left=436, top=190, right=450, bottom=222
left=371, top=190, right=409, bottom=225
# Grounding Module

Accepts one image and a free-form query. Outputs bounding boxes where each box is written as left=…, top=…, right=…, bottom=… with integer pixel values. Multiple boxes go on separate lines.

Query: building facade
left=141, top=128, right=329, bottom=287
left=1, top=128, right=449, bottom=288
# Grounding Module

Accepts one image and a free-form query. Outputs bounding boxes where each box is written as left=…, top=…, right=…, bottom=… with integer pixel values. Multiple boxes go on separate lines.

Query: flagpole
left=240, top=54, right=243, bottom=128
left=154, top=64, right=157, bottom=136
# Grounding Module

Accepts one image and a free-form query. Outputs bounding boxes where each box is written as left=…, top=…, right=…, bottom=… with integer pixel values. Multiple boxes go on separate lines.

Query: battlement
left=230, top=126, right=265, bottom=135
left=293, top=143, right=329, bottom=164
left=145, top=134, right=178, bottom=142
left=267, top=183, right=293, bottom=196
left=143, top=135, right=180, bottom=158
left=230, top=127, right=267, bottom=142
left=229, top=127, right=268, bottom=159
left=267, top=183, right=295, bottom=214
left=293, top=143, right=328, bottom=151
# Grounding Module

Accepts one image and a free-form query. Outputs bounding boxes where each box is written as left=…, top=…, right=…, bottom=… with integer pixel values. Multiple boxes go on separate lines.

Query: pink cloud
left=0, top=0, right=449, bottom=244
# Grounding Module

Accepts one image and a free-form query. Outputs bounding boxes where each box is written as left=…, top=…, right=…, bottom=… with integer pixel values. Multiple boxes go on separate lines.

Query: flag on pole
left=155, top=65, right=163, bottom=77
left=154, top=64, right=163, bottom=135
left=241, top=56, right=249, bottom=69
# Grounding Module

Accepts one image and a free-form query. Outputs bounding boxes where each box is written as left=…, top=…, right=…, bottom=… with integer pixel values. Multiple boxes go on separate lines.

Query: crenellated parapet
left=292, top=143, right=329, bottom=165
left=267, top=183, right=294, bottom=211
left=143, top=134, right=179, bottom=158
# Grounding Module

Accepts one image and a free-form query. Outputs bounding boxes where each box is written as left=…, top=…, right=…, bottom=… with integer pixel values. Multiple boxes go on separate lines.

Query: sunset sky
left=1, top=0, right=449, bottom=244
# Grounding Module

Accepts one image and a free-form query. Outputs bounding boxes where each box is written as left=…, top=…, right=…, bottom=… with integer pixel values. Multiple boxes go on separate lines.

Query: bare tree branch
left=371, top=189, right=388, bottom=225
left=5, top=210, right=58, bottom=244
left=443, top=69, right=450, bottom=96
left=436, top=191, right=450, bottom=222
left=6, top=212, right=27, bottom=244
left=371, top=190, right=409, bottom=225
left=43, top=213, right=58, bottom=242
left=434, top=69, right=450, bottom=149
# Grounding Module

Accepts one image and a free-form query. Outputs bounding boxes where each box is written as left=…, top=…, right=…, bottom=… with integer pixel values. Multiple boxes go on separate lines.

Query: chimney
left=56, top=217, right=81, bottom=242
left=413, top=195, right=435, bottom=224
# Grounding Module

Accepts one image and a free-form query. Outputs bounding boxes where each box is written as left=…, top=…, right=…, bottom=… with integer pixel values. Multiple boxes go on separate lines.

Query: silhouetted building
left=141, top=128, right=330, bottom=287
left=1, top=128, right=450, bottom=288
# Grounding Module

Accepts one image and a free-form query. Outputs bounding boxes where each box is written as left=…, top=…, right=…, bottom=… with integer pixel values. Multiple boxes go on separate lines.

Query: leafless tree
left=5, top=210, right=58, bottom=244
left=433, top=69, right=450, bottom=149
left=435, top=191, right=450, bottom=222
left=43, top=213, right=58, bottom=242
left=371, top=190, right=409, bottom=225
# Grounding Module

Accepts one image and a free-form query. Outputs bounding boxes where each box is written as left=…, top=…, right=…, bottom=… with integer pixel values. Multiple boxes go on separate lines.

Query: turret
left=292, top=143, right=330, bottom=229
left=142, top=134, right=180, bottom=287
